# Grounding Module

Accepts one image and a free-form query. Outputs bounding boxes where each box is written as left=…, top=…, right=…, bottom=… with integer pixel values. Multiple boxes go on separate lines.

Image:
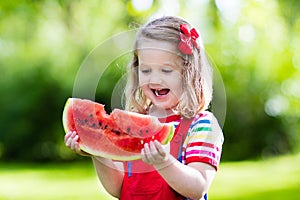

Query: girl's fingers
left=149, top=141, right=160, bottom=159
left=65, top=131, right=75, bottom=142
left=74, top=141, right=80, bottom=150
left=141, top=148, right=148, bottom=163
left=143, top=143, right=150, bottom=159
left=70, top=137, right=76, bottom=150
left=142, top=143, right=154, bottom=164
left=70, top=134, right=80, bottom=150
left=141, top=141, right=167, bottom=165
left=64, top=131, right=90, bottom=156
left=154, top=140, right=166, bottom=157
left=65, top=134, right=74, bottom=147
left=65, top=137, right=71, bottom=146
left=74, top=141, right=82, bottom=153
left=74, top=134, right=79, bottom=141
left=65, top=131, right=79, bottom=149
left=64, top=132, right=71, bottom=143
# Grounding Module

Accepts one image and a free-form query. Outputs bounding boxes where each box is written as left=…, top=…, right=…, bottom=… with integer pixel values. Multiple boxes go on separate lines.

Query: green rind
left=80, top=145, right=141, bottom=161
left=62, top=98, right=72, bottom=134
left=162, top=125, right=174, bottom=144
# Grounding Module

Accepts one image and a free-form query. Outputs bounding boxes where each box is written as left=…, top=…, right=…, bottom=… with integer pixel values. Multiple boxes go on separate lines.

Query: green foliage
left=0, top=0, right=142, bottom=161
left=0, top=0, right=299, bottom=162
left=204, top=0, right=300, bottom=160
left=0, top=64, right=66, bottom=161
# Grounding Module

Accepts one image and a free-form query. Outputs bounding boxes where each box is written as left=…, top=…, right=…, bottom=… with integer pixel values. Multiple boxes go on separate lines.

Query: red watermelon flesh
left=62, top=98, right=174, bottom=161
left=111, top=109, right=163, bottom=138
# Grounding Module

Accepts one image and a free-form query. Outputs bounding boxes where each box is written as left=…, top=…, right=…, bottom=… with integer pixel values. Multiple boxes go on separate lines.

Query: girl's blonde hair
left=125, top=16, right=213, bottom=118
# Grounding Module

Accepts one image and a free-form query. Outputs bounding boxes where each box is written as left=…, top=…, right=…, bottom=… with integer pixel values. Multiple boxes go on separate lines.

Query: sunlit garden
left=1, top=0, right=300, bottom=199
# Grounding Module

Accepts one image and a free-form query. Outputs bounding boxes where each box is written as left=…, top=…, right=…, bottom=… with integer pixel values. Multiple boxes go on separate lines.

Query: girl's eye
left=140, top=68, right=151, bottom=73
left=162, top=68, right=173, bottom=73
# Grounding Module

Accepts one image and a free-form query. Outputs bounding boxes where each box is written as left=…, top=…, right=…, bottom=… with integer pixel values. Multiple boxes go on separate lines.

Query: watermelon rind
left=80, top=145, right=142, bottom=161
left=62, top=98, right=72, bottom=134
left=162, top=125, right=174, bottom=144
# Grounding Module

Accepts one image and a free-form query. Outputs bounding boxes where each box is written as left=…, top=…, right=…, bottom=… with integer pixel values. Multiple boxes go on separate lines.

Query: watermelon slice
left=62, top=98, right=174, bottom=161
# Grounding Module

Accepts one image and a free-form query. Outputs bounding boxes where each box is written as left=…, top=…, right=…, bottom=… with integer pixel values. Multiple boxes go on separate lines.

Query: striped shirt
left=171, top=111, right=224, bottom=170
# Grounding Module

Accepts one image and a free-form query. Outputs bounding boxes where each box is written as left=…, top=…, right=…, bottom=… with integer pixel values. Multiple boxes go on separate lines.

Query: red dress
left=119, top=115, right=188, bottom=200
left=120, top=161, right=185, bottom=200
left=119, top=112, right=222, bottom=200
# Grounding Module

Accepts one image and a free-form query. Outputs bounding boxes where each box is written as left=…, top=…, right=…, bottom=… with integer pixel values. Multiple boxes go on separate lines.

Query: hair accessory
left=178, top=24, right=200, bottom=55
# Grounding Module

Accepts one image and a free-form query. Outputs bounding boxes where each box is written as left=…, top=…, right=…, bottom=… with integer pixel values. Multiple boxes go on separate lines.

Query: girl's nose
left=149, top=74, right=163, bottom=85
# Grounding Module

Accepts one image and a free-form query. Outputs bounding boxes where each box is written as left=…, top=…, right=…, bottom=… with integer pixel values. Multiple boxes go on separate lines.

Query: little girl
left=65, top=16, right=224, bottom=200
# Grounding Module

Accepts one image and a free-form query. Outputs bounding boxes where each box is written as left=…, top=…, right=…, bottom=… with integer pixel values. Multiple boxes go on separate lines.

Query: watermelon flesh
left=62, top=98, right=174, bottom=161
left=111, top=108, right=165, bottom=138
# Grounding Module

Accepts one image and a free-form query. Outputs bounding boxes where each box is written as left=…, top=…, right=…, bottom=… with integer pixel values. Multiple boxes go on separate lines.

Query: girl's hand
left=141, top=140, right=172, bottom=169
left=64, top=131, right=91, bottom=156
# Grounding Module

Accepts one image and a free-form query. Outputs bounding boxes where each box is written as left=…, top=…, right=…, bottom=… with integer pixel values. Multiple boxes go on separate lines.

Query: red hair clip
left=178, top=24, right=200, bottom=55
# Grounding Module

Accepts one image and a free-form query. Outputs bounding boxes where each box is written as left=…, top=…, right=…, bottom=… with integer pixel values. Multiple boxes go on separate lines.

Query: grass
left=0, top=161, right=115, bottom=200
left=0, top=153, right=299, bottom=200
left=209, top=153, right=300, bottom=200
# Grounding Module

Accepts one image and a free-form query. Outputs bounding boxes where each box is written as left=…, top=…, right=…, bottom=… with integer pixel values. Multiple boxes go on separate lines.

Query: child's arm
left=142, top=141, right=216, bottom=200
left=92, top=157, right=124, bottom=198
left=65, top=131, right=124, bottom=198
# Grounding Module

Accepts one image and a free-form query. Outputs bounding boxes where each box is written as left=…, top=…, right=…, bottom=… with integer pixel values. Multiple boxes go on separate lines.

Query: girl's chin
left=148, top=105, right=177, bottom=117
left=150, top=97, right=178, bottom=108
left=151, top=102, right=177, bottom=111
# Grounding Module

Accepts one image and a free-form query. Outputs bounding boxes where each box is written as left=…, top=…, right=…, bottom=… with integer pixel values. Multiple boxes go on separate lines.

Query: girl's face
left=138, top=47, right=183, bottom=111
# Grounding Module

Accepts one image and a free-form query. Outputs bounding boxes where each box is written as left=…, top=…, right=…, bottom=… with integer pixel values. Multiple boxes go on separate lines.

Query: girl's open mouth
left=151, top=88, right=170, bottom=97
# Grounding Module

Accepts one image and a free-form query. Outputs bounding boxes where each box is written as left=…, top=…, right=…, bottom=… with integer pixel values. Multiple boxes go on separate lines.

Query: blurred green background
left=0, top=0, right=299, bottom=199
